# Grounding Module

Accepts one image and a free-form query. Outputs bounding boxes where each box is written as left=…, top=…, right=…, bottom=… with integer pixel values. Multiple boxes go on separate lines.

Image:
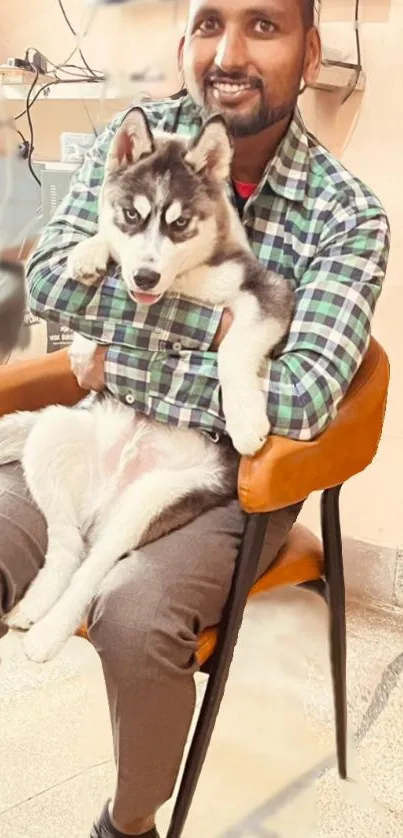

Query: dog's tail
left=0, top=411, right=40, bottom=465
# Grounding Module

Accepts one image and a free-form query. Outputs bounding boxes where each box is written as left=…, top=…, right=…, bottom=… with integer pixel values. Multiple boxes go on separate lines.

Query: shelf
left=0, top=66, right=170, bottom=101
left=0, top=67, right=55, bottom=86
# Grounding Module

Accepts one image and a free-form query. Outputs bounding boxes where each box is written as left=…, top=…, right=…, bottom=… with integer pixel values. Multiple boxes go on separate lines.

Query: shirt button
left=172, top=341, right=182, bottom=352
left=125, top=392, right=135, bottom=405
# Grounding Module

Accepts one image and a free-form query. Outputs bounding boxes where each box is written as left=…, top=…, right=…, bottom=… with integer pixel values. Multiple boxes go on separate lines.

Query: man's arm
left=101, top=207, right=390, bottom=441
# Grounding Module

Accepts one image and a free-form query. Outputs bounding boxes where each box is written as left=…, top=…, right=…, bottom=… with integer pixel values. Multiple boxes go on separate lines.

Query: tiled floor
left=1, top=586, right=403, bottom=837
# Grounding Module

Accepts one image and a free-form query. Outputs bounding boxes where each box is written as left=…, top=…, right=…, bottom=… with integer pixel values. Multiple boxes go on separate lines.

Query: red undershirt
left=232, top=178, right=257, bottom=200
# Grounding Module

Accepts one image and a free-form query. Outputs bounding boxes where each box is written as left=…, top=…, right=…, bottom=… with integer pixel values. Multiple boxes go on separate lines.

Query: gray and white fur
left=0, top=109, right=293, bottom=663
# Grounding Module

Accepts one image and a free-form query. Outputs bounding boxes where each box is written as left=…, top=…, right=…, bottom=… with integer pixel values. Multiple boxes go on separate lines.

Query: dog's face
left=100, top=107, right=232, bottom=305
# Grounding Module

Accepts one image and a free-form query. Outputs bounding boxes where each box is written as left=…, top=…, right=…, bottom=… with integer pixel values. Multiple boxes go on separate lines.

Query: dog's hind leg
left=6, top=407, right=95, bottom=630
left=22, top=461, right=220, bottom=661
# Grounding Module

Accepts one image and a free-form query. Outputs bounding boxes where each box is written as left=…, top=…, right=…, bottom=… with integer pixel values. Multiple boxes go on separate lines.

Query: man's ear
left=185, top=115, right=233, bottom=181
left=105, top=107, right=155, bottom=174
left=177, top=35, right=185, bottom=75
left=302, top=26, right=322, bottom=88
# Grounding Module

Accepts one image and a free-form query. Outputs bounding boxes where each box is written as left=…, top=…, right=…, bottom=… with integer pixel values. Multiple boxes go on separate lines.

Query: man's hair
left=301, top=0, right=316, bottom=29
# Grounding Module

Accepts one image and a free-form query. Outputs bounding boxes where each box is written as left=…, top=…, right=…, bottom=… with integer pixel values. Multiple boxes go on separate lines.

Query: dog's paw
left=5, top=601, right=38, bottom=631
left=224, top=394, right=270, bottom=457
left=5, top=589, right=54, bottom=630
left=23, top=620, right=68, bottom=663
left=67, top=236, right=110, bottom=285
left=68, top=332, right=97, bottom=366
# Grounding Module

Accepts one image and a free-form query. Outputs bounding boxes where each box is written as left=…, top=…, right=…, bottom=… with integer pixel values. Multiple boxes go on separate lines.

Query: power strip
left=6, top=57, right=35, bottom=72
left=6, top=52, right=48, bottom=75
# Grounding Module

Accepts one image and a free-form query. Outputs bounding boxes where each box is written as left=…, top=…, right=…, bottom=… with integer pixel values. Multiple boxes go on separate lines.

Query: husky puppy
left=0, top=109, right=293, bottom=663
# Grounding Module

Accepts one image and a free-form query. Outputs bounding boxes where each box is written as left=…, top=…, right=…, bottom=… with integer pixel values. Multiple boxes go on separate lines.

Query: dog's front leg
left=66, top=233, right=111, bottom=285
left=218, top=293, right=284, bottom=456
left=68, top=332, right=99, bottom=382
left=22, top=465, right=206, bottom=662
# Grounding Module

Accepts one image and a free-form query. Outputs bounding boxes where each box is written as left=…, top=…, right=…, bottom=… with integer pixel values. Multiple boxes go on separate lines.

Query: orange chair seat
left=76, top=524, right=324, bottom=666
left=196, top=524, right=323, bottom=666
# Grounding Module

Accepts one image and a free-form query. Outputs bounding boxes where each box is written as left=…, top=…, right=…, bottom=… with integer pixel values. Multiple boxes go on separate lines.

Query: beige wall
left=298, top=0, right=402, bottom=552
left=1, top=0, right=401, bottom=551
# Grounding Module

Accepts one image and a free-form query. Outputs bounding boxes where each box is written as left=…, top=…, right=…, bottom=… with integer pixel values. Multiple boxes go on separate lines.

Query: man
left=0, top=1, right=390, bottom=836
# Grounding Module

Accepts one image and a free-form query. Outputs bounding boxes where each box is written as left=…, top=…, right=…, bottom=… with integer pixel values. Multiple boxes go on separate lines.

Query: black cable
left=56, top=0, right=103, bottom=79
left=16, top=126, right=26, bottom=144
left=25, top=46, right=102, bottom=81
left=342, top=0, right=362, bottom=104
left=12, top=71, right=99, bottom=182
left=25, top=69, right=41, bottom=186
left=13, top=76, right=97, bottom=123
left=26, top=48, right=104, bottom=84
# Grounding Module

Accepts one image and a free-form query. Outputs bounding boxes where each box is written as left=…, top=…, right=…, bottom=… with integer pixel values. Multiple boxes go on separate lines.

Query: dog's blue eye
left=123, top=208, right=140, bottom=224
left=172, top=216, right=190, bottom=230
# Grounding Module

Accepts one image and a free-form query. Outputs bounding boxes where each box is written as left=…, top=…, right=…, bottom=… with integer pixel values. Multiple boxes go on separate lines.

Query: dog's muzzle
left=132, top=269, right=161, bottom=291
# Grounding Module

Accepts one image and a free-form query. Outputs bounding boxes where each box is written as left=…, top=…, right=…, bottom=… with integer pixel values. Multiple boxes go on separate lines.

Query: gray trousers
left=0, top=462, right=302, bottom=821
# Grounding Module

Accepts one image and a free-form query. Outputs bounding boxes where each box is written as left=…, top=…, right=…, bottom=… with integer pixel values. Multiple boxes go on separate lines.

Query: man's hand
left=69, top=340, right=107, bottom=391
left=211, top=308, right=233, bottom=350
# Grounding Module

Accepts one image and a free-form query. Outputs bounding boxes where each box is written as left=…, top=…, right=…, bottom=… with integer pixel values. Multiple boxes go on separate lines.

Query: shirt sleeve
left=104, top=205, right=390, bottom=441
left=260, top=206, right=391, bottom=439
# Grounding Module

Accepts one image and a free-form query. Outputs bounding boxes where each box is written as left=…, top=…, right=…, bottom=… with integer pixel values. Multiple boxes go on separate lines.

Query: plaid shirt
left=27, top=94, right=390, bottom=440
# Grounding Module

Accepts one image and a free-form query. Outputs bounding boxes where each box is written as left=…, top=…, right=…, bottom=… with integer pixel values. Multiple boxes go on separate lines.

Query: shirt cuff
left=104, top=346, right=149, bottom=412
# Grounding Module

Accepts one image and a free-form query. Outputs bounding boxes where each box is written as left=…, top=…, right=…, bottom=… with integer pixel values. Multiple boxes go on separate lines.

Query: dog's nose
left=133, top=269, right=160, bottom=290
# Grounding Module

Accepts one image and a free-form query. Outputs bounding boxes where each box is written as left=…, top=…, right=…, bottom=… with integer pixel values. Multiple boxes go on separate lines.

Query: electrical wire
left=13, top=76, right=99, bottom=123
left=12, top=73, right=101, bottom=188
left=56, top=0, right=104, bottom=79
left=14, top=39, right=103, bottom=187
left=25, top=46, right=104, bottom=81
left=25, top=69, right=41, bottom=186
left=15, top=126, right=26, bottom=144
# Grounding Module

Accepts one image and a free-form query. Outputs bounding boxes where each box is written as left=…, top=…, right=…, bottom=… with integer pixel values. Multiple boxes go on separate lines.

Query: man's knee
left=85, top=502, right=245, bottom=678
left=0, top=464, right=47, bottom=623
left=85, top=498, right=300, bottom=679
left=87, top=566, right=199, bottom=679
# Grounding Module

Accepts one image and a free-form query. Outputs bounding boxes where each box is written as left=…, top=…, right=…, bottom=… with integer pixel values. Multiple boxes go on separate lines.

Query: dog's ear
left=185, top=115, right=232, bottom=181
left=106, top=107, right=155, bottom=174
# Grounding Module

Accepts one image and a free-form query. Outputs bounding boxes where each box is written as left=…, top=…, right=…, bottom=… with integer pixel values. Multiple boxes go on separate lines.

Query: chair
left=0, top=337, right=389, bottom=838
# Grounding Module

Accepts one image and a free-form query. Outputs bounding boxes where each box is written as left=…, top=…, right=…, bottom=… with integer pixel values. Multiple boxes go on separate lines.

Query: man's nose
left=215, top=26, right=248, bottom=74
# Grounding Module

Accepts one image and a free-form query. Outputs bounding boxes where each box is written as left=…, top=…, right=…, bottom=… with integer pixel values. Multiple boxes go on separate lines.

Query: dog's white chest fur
left=173, top=259, right=244, bottom=305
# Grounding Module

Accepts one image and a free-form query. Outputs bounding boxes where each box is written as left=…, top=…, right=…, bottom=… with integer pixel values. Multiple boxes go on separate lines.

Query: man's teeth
left=212, top=82, right=251, bottom=96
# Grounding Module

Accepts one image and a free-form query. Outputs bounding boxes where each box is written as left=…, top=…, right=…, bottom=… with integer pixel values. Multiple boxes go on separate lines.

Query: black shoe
left=90, top=800, right=159, bottom=838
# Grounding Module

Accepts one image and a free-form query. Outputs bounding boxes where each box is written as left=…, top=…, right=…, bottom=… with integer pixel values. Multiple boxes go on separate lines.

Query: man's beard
left=200, top=70, right=299, bottom=138
left=212, top=99, right=297, bottom=138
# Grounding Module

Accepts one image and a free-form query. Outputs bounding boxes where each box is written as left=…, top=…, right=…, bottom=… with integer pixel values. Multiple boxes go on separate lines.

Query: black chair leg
left=166, top=512, right=271, bottom=838
left=320, top=485, right=348, bottom=780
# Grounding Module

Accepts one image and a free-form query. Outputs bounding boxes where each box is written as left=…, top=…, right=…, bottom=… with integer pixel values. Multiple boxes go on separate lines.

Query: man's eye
left=253, top=19, right=276, bottom=35
left=123, top=208, right=140, bottom=224
left=196, top=16, right=220, bottom=34
left=171, top=216, right=191, bottom=230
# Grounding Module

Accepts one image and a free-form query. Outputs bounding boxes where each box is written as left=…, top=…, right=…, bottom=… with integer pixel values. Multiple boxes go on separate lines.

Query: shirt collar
left=262, top=108, right=310, bottom=203
left=181, top=96, right=310, bottom=204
